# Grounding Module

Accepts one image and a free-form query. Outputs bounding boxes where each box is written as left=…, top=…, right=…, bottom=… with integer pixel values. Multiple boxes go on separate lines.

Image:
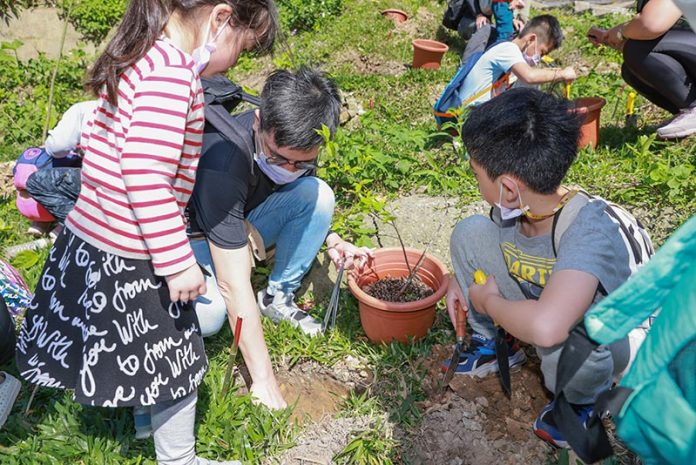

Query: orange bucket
left=412, top=39, right=449, bottom=70
left=572, top=97, right=606, bottom=149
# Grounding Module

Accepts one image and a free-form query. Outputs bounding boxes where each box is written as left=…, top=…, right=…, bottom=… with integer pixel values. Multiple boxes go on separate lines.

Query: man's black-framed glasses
left=255, top=132, right=318, bottom=170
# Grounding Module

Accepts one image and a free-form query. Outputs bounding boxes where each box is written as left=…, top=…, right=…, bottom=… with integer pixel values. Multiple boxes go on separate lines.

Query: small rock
left=358, top=370, right=368, bottom=378
left=475, top=396, right=489, bottom=407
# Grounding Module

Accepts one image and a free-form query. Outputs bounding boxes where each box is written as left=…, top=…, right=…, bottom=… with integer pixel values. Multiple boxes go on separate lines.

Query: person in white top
left=44, top=100, right=98, bottom=158
left=458, top=15, right=576, bottom=108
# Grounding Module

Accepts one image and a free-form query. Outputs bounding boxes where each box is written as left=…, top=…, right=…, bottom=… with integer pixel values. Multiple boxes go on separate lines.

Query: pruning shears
left=323, top=263, right=345, bottom=332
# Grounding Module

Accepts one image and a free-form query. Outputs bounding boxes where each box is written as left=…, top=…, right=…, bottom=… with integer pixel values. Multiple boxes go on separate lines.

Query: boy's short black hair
left=520, top=15, right=564, bottom=50
left=461, top=87, right=581, bottom=194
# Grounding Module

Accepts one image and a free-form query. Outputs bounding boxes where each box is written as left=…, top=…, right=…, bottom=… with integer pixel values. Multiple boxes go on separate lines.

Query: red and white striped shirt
left=66, top=39, right=205, bottom=276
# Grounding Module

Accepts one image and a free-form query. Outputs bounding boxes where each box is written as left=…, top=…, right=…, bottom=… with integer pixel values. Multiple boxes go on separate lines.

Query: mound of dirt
left=264, top=415, right=382, bottom=465
left=400, top=344, right=552, bottom=464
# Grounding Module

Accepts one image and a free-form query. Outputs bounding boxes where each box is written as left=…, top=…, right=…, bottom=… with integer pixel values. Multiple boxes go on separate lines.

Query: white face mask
left=496, top=180, right=527, bottom=220
left=254, top=151, right=307, bottom=185
left=524, top=39, right=541, bottom=67
left=191, top=17, right=230, bottom=74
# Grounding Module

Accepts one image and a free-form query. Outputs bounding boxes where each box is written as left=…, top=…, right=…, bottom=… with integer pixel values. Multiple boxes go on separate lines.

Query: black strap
left=552, top=325, right=619, bottom=463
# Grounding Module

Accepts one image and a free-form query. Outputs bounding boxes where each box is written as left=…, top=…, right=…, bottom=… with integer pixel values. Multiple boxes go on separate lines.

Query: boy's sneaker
left=533, top=400, right=593, bottom=448
left=133, top=406, right=152, bottom=440
left=441, top=333, right=527, bottom=377
left=656, top=106, right=696, bottom=139
left=257, top=289, right=323, bottom=336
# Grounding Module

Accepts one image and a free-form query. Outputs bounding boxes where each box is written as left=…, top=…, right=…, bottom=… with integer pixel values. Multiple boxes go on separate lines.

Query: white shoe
left=0, top=372, right=21, bottom=429
left=656, top=107, right=696, bottom=139
left=257, top=289, right=323, bottom=336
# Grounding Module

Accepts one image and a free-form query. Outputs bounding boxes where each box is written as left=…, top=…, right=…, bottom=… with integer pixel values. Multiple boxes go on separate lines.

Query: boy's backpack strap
left=551, top=189, right=591, bottom=257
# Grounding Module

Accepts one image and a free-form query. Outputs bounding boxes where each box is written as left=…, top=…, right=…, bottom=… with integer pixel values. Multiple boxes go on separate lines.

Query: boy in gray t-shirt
left=444, top=88, right=644, bottom=449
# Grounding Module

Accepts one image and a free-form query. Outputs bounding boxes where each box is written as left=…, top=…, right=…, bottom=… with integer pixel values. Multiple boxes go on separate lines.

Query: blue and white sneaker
left=441, top=333, right=527, bottom=377
left=533, top=400, right=593, bottom=448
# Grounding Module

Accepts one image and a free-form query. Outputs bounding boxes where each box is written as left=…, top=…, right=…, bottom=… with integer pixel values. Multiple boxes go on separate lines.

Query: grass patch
left=1, top=2, right=692, bottom=464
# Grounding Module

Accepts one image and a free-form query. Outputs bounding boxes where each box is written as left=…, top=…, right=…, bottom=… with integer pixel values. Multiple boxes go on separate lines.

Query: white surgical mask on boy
left=191, top=17, right=230, bottom=74
left=524, top=38, right=541, bottom=67
left=254, top=151, right=308, bottom=185
left=496, top=179, right=527, bottom=220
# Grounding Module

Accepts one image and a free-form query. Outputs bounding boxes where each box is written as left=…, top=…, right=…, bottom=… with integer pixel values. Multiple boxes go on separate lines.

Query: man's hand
left=326, top=235, right=374, bottom=271
left=446, top=278, right=467, bottom=328
left=468, top=275, right=501, bottom=317
left=476, top=14, right=489, bottom=29
left=250, top=379, right=287, bottom=410
left=587, top=26, right=607, bottom=47
left=165, top=263, right=206, bottom=303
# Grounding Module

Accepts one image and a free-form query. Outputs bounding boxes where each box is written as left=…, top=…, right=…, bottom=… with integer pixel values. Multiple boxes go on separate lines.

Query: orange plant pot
left=572, top=97, right=606, bottom=149
left=347, top=247, right=450, bottom=344
left=412, top=39, right=449, bottom=70
left=381, top=8, right=408, bottom=23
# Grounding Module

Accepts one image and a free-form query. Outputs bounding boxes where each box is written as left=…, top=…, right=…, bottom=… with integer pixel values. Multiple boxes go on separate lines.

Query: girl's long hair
left=86, top=0, right=278, bottom=104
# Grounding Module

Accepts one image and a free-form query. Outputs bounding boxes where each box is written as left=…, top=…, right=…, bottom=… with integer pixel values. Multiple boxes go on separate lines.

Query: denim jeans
left=192, top=176, right=335, bottom=337
left=25, top=167, right=81, bottom=223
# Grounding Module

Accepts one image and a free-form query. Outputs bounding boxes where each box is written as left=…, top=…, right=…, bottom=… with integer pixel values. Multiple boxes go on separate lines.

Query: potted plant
left=348, top=246, right=449, bottom=344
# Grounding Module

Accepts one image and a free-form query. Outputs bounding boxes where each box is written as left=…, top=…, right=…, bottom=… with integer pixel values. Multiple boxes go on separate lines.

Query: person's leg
left=448, top=215, right=527, bottom=376
left=247, top=176, right=335, bottom=295
left=0, top=299, right=15, bottom=366
left=623, top=30, right=696, bottom=113
left=25, top=167, right=81, bottom=224
left=190, top=239, right=229, bottom=338
left=151, top=391, right=240, bottom=465
left=461, top=24, right=494, bottom=64
left=450, top=215, right=525, bottom=338
left=457, top=14, right=478, bottom=41
left=533, top=335, right=631, bottom=447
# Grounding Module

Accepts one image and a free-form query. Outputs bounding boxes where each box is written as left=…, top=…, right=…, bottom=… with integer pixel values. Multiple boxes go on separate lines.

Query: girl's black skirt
left=16, top=228, right=208, bottom=407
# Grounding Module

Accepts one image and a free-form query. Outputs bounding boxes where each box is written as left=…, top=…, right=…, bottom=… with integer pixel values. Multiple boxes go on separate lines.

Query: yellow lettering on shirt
left=501, top=242, right=556, bottom=289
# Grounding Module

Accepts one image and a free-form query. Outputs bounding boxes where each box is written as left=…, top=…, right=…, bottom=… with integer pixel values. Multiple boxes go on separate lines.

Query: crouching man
left=188, top=68, right=371, bottom=408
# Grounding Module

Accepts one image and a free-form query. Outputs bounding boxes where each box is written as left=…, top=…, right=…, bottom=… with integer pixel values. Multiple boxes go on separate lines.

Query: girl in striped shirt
left=16, top=1, right=277, bottom=463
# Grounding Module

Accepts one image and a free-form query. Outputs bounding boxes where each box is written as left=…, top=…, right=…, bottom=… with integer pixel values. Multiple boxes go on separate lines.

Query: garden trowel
left=442, top=302, right=468, bottom=390
left=625, top=92, right=638, bottom=127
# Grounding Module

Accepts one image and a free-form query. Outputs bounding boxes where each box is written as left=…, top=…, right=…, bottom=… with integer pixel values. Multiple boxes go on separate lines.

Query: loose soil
left=400, top=343, right=552, bottom=464
left=363, top=276, right=434, bottom=303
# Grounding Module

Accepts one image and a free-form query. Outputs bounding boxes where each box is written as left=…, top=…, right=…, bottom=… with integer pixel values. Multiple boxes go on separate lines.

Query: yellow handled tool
left=474, top=269, right=488, bottom=285
left=625, top=92, right=638, bottom=127
left=564, top=82, right=572, bottom=100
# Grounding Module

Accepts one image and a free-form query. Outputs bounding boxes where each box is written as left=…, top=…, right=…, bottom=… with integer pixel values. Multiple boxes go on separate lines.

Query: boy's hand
left=476, top=14, right=489, bottom=29
left=165, top=262, right=207, bottom=303
left=587, top=26, right=607, bottom=47
left=468, top=275, right=501, bottom=317
left=510, top=0, right=525, bottom=10
left=446, top=278, right=467, bottom=328
left=560, top=67, right=577, bottom=82
left=513, top=18, right=525, bottom=31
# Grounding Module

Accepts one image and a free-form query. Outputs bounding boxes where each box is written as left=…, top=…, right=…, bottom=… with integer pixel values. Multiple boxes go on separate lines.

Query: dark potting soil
left=363, top=276, right=434, bottom=303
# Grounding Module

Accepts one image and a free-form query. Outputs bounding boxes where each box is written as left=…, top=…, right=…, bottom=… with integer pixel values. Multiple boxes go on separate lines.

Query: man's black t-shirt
left=189, top=110, right=278, bottom=249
